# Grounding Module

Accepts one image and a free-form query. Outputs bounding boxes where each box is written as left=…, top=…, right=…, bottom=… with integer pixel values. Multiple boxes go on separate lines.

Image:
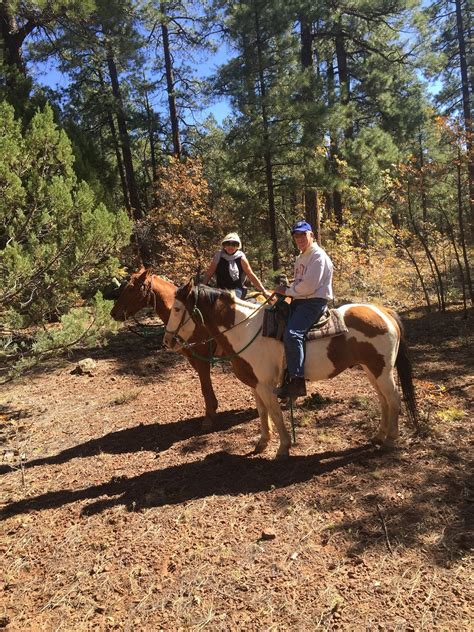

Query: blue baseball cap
left=291, top=220, right=312, bottom=234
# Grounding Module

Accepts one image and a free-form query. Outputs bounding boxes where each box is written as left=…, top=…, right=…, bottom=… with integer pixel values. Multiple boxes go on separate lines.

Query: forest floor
left=0, top=306, right=473, bottom=631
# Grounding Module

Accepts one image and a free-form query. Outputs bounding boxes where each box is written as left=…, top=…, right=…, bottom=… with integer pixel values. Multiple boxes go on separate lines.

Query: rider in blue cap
left=273, top=220, right=334, bottom=398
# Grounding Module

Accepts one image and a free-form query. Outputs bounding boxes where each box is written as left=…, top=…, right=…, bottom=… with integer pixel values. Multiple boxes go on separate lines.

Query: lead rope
left=289, top=397, right=297, bottom=445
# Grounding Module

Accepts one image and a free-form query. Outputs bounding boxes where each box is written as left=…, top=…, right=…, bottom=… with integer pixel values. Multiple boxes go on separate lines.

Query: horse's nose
left=110, top=306, right=125, bottom=321
left=163, top=333, right=173, bottom=349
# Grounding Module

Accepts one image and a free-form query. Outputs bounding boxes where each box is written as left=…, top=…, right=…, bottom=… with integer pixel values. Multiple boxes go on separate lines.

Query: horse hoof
left=370, top=434, right=385, bottom=446
left=253, top=441, right=269, bottom=455
left=275, top=451, right=289, bottom=460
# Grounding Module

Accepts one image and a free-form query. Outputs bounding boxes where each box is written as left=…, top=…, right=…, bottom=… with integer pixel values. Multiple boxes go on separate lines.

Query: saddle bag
left=262, top=300, right=290, bottom=341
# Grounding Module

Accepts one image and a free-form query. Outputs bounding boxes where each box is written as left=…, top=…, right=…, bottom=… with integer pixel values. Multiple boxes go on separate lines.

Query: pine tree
left=0, top=102, right=131, bottom=331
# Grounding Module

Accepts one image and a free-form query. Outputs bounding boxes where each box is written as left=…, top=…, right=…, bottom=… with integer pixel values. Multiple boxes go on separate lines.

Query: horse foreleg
left=253, top=389, right=272, bottom=454
left=187, top=356, right=218, bottom=430
left=256, top=384, right=291, bottom=459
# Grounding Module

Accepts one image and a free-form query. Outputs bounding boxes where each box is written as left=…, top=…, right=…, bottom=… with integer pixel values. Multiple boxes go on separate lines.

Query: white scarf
left=220, top=249, right=244, bottom=282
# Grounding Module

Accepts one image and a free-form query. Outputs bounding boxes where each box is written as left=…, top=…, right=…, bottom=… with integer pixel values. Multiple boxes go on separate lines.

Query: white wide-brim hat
left=222, top=232, right=241, bottom=248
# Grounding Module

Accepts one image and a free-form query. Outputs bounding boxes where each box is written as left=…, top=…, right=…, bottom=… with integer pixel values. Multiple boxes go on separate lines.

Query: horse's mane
left=175, top=283, right=232, bottom=307
left=175, top=283, right=259, bottom=312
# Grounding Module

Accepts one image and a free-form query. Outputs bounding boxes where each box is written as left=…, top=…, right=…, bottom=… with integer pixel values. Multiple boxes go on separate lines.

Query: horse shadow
left=0, top=444, right=379, bottom=520
left=0, top=408, right=258, bottom=475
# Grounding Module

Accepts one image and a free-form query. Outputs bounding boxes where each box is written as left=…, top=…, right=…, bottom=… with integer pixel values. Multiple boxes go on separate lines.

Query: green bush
left=0, top=102, right=132, bottom=377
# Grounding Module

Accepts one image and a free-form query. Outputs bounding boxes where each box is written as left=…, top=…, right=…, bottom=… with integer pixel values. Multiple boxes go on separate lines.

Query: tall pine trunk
left=335, top=26, right=353, bottom=140
left=161, top=3, right=181, bottom=159
left=418, top=132, right=428, bottom=222
left=454, top=0, right=473, bottom=240
left=255, top=8, right=279, bottom=270
left=98, top=66, right=131, bottom=215
left=300, top=16, right=320, bottom=240
left=0, top=4, right=33, bottom=108
left=106, top=45, right=142, bottom=220
left=327, top=57, right=343, bottom=224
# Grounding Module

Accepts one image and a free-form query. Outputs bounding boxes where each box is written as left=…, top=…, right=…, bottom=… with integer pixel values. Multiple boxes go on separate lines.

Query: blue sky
left=35, top=40, right=233, bottom=125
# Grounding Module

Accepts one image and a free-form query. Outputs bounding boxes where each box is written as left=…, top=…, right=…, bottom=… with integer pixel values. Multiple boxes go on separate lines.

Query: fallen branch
left=376, top=503, right=393, bottom=554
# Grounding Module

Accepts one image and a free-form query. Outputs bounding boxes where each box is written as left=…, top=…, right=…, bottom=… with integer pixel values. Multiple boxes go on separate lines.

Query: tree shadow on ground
left=0, top=408, right=258, bottom=475
left=2, top=441, right=470, bottom=568
left=0, top=445, right=379, bottom=521
left=338, top=456, right=473, bottom=568
left=3, top=327, right=182, bottom=384
left=0, top=404, right=32, bottom=451
left=402, top=308, right=473, bottom=383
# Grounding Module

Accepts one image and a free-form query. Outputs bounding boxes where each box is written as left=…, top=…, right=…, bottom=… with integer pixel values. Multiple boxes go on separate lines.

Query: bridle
left=164, top=286, right=204, bottom=347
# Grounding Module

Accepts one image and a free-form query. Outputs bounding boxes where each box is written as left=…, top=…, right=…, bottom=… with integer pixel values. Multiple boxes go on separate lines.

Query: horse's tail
left=389, top=310, right=419, bottom=430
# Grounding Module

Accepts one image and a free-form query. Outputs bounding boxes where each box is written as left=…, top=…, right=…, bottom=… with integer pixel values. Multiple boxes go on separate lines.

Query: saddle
left=262, top=301, right=347, bottom=342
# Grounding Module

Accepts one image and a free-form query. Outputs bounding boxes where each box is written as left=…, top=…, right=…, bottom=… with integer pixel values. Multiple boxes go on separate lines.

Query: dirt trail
left=1, top=308, right=472, bottom=630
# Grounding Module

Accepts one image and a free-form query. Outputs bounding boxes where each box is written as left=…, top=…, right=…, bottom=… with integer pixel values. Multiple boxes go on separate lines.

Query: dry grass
left=1, top=306, right=472, bottom=630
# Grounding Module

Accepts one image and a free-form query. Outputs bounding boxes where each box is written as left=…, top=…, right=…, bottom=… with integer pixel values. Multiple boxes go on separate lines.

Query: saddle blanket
left=305, top=308, right=348, bottom=341
left=262, top=307, right=348, bottom=342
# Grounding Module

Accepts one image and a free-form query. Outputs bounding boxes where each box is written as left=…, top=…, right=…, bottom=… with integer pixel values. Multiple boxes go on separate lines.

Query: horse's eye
left=174, top=307, right=181, bottom=313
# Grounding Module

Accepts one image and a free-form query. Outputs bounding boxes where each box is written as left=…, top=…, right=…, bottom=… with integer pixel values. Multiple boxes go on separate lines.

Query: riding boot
left=275, top=376, right=307, bottom=399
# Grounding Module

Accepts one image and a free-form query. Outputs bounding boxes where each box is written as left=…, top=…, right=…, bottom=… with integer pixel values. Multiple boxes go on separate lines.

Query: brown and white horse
left=111, top=268, right=218, bottom=429
left=163, top=280, right=418, bottom=458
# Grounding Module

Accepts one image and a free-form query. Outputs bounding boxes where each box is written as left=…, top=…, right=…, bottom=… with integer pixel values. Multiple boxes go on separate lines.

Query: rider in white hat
left=202, top=232, right=271, bottom=300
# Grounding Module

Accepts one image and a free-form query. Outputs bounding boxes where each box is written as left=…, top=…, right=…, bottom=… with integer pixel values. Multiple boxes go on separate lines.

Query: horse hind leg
left=362, top=367, right=390, bottom=446
left=253, top=389, right=272, bottom=454
left=363, top=367, right=400, bottom=447
left=380, top=373, right=401, bottom=447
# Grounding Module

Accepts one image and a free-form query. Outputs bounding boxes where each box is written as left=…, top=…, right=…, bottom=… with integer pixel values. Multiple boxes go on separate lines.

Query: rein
left=169, top=287, right=275, bottom=365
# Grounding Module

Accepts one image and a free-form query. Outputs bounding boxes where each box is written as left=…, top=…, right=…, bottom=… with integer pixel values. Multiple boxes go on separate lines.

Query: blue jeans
left=284, top=298, right=328, bottom=378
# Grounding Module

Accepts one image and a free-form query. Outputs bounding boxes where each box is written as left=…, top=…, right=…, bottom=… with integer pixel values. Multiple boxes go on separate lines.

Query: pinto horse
left=163, top=280, right=418, bottom=458
left=110, top=268, right=218, bottom=429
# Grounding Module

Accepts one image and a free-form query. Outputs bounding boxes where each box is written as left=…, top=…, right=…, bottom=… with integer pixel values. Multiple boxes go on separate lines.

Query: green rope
left=185, top=325, right=263, bottom=365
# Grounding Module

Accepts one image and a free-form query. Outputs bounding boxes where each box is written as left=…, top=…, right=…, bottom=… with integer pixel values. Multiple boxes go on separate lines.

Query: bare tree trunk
left=106, top=45, right=142, bottom=220
left=300, top=17, right=320, bottom=236
left=407, top=182, right=445, bottom=310
left=403, top=243, right=432, bottom=311
left=335, top=26, right=353, bottom=140
left=454, top=0, right=474, bottom=240
left=442, top=210, right=468, bottom=316
left=418, top=132, right=428, bottom=222
left=456, top=147, right=473, bottom=302
left=0, top=3, right=34, bottom=107
left=255, top=8, right=279, bottom=270
left=142, top=75, right=158, bottom=180
left=97, top=66, right=131, bottom=215
left=108, top=111, right=132, bottom=214
left=161, top=2, right=181, bottom=159
left=327, top=57, right=343, bottom=225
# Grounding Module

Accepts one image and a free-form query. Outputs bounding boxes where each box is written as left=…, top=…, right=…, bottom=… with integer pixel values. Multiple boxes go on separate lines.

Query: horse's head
left=163, top=278, right=199, bottom=351
left=110, top=266, right=153, bottom=321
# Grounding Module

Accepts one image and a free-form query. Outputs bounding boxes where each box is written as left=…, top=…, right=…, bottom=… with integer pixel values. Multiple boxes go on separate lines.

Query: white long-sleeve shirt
left=285, top=243, right=333, bottom=300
